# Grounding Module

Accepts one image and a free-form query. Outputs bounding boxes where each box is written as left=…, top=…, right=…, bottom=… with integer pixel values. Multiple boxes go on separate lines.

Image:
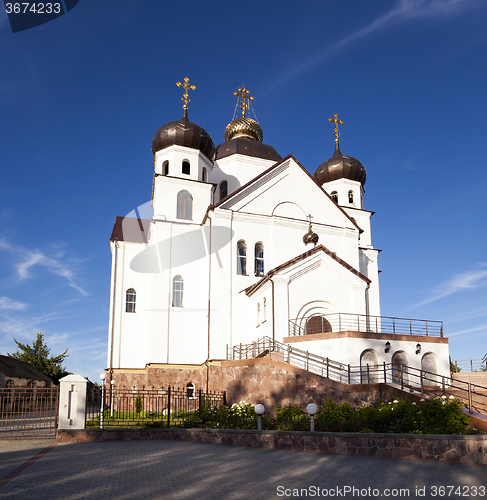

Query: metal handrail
left=227, top=337, right=487, bottom=415
left=288, top=313, right=443, bottom=337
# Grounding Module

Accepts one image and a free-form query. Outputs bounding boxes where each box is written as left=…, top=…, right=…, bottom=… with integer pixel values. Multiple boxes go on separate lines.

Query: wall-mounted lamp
left=385, top=341, right=391, bottom=353
left=416, top=343, right=421, bottom=355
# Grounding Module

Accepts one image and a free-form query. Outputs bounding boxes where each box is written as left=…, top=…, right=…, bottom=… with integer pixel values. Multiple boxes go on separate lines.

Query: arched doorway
left=392, top=351, right=408, bottom=386
left=305, top=316, right=332, bottom=335
left=421, top=352, right=438, bottom=386
left=360, top=349, right=379, bottom=383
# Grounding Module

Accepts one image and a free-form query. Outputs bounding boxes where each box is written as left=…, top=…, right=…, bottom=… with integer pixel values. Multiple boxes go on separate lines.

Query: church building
left=106, top=79, right=449, bottom=394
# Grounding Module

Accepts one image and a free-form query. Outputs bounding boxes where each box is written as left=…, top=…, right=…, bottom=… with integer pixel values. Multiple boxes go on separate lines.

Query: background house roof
left=0, top=355, right=53, bottom=382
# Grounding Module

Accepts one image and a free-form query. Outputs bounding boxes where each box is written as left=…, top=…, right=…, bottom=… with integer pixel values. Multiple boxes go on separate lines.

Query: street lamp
left=100, top=373, right=106, bottom=429
left=110, top=379, right=115, bottom=418
left=306, top=403, right=318, bottom=432
left=255, top=404, right=265, bottom=431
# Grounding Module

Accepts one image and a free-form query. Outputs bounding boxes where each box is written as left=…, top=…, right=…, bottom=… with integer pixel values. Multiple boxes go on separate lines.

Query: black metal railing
left=0, top=387, right=58, bottom=437
left=227, top=337, right=487, bottom=415
left=86, top=386, right=226, bottom=429
left=288, top=313, right=443, bottom=337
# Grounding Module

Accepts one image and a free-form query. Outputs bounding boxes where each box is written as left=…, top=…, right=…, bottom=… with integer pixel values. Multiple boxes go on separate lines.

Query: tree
left=8, top=332, right=70, bottom=384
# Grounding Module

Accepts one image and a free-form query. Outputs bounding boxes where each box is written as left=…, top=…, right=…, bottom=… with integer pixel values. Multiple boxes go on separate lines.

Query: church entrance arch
left=421, top=352, right=438, bottom=386
left=360, top=349, right=379, bottom=383
left=305, top=316, right=332, bottom=335
left=392, top=351, right=408, bottom=386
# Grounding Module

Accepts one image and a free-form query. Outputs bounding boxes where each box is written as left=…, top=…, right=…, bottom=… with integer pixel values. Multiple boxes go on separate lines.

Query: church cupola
left=215, top=85, right=281, bottom=163
left=314, top=114, right=366, bottom=209
left=152, top=78, right=216, bottom=161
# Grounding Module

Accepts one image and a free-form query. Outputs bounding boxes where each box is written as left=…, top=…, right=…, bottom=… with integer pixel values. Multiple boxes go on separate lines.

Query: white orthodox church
left=106, top=81, right=449, bottom=391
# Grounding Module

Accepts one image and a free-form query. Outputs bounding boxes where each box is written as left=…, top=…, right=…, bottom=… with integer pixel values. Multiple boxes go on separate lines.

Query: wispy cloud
left=448, top=324, right=487, bottom=337
left=261, top=0, right=479, bottom=96
left=413, top=266, right=487, bottom=307
left=0, top=296, right=27, bottom=311
left=0, top=239, right=87, bottom=296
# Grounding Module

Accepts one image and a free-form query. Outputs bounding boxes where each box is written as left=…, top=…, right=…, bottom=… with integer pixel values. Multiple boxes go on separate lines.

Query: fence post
left=468, top=383, right=473, bottom=414
left=367, top=364, right=370, bottom=384
left=420, top=369, right=423, bottom=395
left=306, top=351, right=309, bottom=371
left=442, top=376, right=445, bottom=395
left=348, top=364, right=351, bottom=384
left=383, top=362, right=386, bottom=383
left=410, top=321, right=412, bottom=335
left=339, top=314, right=341, bottom=332
left=393, top=318, right=395, bottom=335
left=58, top=375, right=88, bottom=430
left=327, top=358, right=329, bottom=379
left=425, top=321, right=428, bottom=336
left=400, top=365, right=404, bottom=390
left=167, top=386, right=171, bottom=428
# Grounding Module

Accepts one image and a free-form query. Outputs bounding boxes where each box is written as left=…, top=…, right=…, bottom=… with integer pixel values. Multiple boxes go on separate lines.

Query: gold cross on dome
left=233, top=85, right=254, bottom=118
left=328, top=113, right=344, bottom=143
left=176, top=77, right=196, bottom=110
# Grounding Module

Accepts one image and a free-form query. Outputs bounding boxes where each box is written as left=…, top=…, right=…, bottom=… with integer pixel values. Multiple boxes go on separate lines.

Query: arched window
left=421, top=353, right=438, bottom=385
left=305, top=316, right=332, bottom=335
left=254, top=242, right=264, bottom=277
left=331, top=191, right=338, bottom=203
left=182, top=160, right=190, bottom=175
left=125, top=288, right=136, bottom=313
left=172, top=276, right=183, bottom=307
left=186, top=382, right=195, bottom=398
left=202, top=168, right=207, bottom=182
left=237, top=240, right=247, bottom=275
left=219, top=180, right=228, bottom=201
left=263, top=298, right=267, bottom=323
left=360, top=350, right=379, bottom=383
left=348, top=190, right=354, bottom=204
left=392, top=351, right=408, bottom=386
left=163, top=160, right=169, bottom=176
left=177, top=190, right=193, bottom=220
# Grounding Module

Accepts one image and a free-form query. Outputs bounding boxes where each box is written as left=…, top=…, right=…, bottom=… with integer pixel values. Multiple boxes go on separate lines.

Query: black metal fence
left=86, top=386, right=226, bottom=429
left=0, top=387, right=58, bottom=437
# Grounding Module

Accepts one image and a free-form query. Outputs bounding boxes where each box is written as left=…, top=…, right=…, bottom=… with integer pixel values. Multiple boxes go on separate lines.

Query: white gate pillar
left=58, top=374, right=88, bottom=430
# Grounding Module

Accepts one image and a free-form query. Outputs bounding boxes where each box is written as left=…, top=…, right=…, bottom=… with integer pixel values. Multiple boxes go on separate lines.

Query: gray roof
left=0, top=355, right=53, bottom=382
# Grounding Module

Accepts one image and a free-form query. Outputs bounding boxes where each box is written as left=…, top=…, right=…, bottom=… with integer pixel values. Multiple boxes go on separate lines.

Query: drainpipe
left=207, top=216, right=212, bottom=392
left=109, top=241, right=119, bottom=380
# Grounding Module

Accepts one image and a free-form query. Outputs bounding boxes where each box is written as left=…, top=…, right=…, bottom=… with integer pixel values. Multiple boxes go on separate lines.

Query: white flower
left=412, top=402, right=416, bottom=406
left=449, top=395, right=455, bottom=400
left=425, top=396, right=430, bottom=400
left=389, top=402, right=392, bottom=405
left=393, top=400, right=399, bottom=404
left=420, top=399, right=425, bottom=402
left=442, top=401, right=446, bottom=405
left=441, top=395, right=447, bottom=400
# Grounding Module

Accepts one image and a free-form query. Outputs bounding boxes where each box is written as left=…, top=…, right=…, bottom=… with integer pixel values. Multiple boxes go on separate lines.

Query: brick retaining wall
left=57, top=429, right=487, bottom=465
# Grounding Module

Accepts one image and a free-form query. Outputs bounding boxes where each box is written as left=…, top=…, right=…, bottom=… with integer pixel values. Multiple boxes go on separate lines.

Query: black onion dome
left=151, top=113, right=216, bottom=162
left=215, top=137, right=282, bottom=162
left=314, top=144, right=366, bottom=186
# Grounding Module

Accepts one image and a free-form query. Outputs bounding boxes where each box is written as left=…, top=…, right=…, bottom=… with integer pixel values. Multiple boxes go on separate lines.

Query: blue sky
left=1, top=0, right=486, bottom=382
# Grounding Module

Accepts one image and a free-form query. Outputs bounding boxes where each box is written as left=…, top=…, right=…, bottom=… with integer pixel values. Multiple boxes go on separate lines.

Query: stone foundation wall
left=57, top=429, right=487, bottom=465
left=221, top=355, right=419, bottom=413
left=109, top=355, right=421, bottom=414
left=108, top=362, right=223, bottom=394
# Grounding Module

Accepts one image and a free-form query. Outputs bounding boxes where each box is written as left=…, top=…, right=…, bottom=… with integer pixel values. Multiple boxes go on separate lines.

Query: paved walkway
left=0, top=438, right=485, bottom=499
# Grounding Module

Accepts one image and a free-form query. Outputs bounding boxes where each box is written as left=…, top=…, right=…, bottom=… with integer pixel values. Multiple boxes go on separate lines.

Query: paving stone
left=0, top=439, right=485, bottom=499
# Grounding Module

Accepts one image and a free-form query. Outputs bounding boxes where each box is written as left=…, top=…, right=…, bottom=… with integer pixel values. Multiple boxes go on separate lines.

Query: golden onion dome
left=224, top=117, right=263, bottom=142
